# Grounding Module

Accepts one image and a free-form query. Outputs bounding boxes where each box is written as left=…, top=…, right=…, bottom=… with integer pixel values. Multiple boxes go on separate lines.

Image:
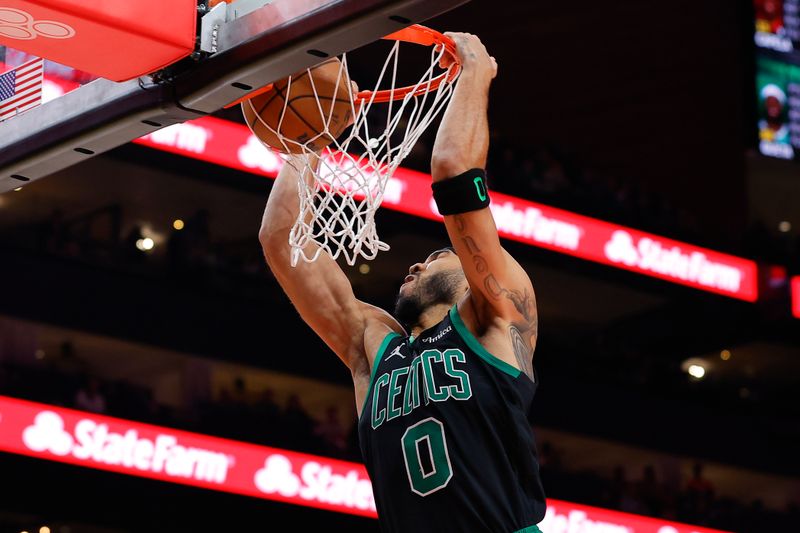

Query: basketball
left=241, top=58, right=356, bottom=154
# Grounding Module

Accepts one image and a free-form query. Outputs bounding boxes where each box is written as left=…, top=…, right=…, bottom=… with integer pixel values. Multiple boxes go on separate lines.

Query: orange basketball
left=241, top=58, right=356, bottom=154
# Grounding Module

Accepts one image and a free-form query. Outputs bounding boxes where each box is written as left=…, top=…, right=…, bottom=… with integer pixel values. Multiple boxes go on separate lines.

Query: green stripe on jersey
left=449, top=305, right=521, bottom=378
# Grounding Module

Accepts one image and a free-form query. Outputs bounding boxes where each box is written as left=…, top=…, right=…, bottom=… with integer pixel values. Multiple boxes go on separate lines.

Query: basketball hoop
left=245, top=24, right=461, bottom=266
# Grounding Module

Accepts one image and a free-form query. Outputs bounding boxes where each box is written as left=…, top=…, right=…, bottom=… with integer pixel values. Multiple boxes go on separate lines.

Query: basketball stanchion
left=240, top=24, right=462, bottom=266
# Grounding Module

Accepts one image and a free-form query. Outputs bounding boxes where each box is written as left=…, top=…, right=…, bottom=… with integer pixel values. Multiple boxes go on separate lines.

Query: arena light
left=687, top=364, right=706, bottom=379
left=681, top=358, right=709, bottom=380
left=792, top=276, right=800, bottom=319
left=132, top=117, right=759, bottom=302
left=0, top=395, right=732, bottom=533
left=135, top=238, right=155, bottom=251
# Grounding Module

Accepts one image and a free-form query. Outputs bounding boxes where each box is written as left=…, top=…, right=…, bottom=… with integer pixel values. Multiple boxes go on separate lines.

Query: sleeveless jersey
left=358, top=305, right=546, bottom=533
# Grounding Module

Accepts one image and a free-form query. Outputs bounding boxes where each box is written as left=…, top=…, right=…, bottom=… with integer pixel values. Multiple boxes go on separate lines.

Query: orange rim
left=354, top=24, right=460, bottom=104
left=225, top=24, right=459, bottom=109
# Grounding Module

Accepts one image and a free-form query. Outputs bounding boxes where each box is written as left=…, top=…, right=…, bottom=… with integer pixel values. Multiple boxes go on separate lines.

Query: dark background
left=1, top=0, right=799, bottom=532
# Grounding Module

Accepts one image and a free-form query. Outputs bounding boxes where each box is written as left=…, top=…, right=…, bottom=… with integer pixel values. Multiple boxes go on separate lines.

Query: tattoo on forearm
left=462, top=235, right=481, bottom=255
left=452, top=215, right=538, bottom=380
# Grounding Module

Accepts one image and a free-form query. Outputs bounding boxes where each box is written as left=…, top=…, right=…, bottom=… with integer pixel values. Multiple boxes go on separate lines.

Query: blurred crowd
left=0, top=346, right=796, bottom=533
left=405, top=131, right=800, bottom=273
left=5, top=134, right=798, bottom=288
left=539, top=443, right=798, bottom=533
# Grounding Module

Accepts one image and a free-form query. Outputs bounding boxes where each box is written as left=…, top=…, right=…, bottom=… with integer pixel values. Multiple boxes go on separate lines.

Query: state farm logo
left=254, top=453, right=375, bottom=512
left=23, top=411, right=231, bottom=483
left=0, top=8, right=76, bottom=40
left=604, top=230, right=742, bottom=293
left=23, top=411, right=72, bottom=455
left=239, top=135, right=282, bottom=173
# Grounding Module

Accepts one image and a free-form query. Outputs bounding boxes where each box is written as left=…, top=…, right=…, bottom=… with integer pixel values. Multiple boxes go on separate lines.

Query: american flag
left=0, top=57, right=44, bottom=122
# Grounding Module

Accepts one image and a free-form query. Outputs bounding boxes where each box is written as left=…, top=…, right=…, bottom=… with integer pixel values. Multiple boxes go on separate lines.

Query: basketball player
left=259, top=32, right=546, bottom=532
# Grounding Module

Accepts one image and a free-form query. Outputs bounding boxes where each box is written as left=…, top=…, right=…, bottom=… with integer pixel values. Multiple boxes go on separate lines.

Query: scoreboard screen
left=753, top=0, right=800, bottom=160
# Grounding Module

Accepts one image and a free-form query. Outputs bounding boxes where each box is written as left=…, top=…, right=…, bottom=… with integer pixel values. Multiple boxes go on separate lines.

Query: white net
left=247, top=30, right=460, bottom=266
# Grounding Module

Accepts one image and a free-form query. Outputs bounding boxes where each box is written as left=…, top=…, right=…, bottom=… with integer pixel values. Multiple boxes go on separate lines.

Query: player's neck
left=410, top=302, right=453, bottom=338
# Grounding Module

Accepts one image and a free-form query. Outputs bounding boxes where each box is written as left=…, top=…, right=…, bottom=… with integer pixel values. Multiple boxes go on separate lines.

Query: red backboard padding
left=0, top=0, right=197, bottom=81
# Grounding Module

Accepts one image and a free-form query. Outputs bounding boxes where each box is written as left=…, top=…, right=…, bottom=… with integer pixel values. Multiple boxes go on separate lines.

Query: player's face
left=399, top=248, right=461, bottom=295
left=394, top=248, right=465, bottom=327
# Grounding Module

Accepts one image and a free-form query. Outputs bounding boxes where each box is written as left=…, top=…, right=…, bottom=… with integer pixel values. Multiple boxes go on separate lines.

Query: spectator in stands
left=254, top=387, right=281, bottom=423
left=48, top=341, right=87, bottom=381
left=637, top=464, right=667, bottom=517
left=230, top=376, right=249, bottom=405
left=250, top=387, right=283, bottom=445
left=684, top=462, right=716, bottom=520
left=538, top=439, right=563, bottom=474
left=283, top=393, right=316, bottom=451
left=74, top=376, right=107, bottom=414
left=313, top=405, right=348, bottom=457
left=602, top=465, right=628, bottom=510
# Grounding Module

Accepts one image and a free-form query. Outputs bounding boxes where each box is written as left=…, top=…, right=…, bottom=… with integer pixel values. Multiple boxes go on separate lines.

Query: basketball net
left=248, top=26, right=460, bottom=266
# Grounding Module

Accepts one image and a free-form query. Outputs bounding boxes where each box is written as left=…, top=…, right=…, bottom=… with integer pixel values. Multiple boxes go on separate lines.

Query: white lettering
left=144, top=123, right=211, bottom=154
left=422, top=325, right=452, bottom=344
left=490, top=203, right=582, bottom=250
left=23, top=412, right=230, bottom=483
left=604, top=231, right=743, bottom=293
left=382, top=177, right=405, bottom=205
left=238, top=135, right=282, bottom=172
left=255, top=454, right=376, bottom=511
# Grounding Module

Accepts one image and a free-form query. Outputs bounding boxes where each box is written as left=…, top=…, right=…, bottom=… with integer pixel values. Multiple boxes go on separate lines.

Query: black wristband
left=431, top=168, right=491, bottom=216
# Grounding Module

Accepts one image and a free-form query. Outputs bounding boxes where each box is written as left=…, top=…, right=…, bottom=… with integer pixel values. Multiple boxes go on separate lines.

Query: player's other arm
left=259, top=154, right=399, bottom=371
left=431, top=33, right=537, bottom=377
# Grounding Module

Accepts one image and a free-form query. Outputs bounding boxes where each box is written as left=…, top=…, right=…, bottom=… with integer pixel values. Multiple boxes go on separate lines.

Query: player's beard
left=394, top=269, right=463, bottom=330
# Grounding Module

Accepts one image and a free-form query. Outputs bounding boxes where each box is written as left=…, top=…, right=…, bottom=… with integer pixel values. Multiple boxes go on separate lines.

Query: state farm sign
left=0, top=395, right=375, bottom=517
left=254, top=453, right=375, bottom=511
left=133, top=117, right=758, bottom=301
left=0, top=396, right=730, bottom=532
left=23, top=411, right=230, bottom=483
left=539, top=502, right=730, bottom=533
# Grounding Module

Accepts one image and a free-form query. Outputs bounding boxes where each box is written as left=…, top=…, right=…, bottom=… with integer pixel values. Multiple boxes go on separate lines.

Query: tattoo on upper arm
left=509, top=324, right=535, bottom=381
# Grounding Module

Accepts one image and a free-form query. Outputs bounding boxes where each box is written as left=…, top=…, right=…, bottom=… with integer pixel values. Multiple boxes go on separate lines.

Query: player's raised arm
left=259, top=154, right=400, bottom=372
left=431, top=32, right=538, bottom=377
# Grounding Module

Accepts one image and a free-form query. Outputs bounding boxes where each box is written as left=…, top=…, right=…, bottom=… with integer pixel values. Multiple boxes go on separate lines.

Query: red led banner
left=0, top=395, right=731, bottom=533
left=131, top=118, right=758, bottom=302
left=0, top=395, right=376, bottom=517
left=792, top=276, right=800, bottom=319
